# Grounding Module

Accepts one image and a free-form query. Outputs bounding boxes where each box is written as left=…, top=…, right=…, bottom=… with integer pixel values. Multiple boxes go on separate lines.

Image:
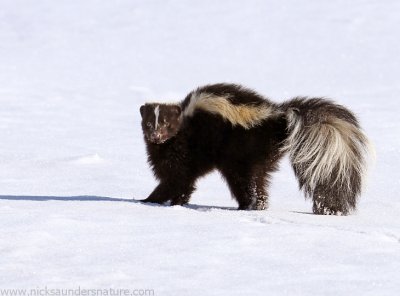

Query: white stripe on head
left=154, top=105, right=160, bottom=129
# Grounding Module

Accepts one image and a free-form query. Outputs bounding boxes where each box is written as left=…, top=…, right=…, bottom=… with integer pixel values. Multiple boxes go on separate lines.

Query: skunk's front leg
left=141, top=182, right=171, bottom=204
left=169, top=182, right=196, bottom=206
left=142, top=180, right=195, bottom=206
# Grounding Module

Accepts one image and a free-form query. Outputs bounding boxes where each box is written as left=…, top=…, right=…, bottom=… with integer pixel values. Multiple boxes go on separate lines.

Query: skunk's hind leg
left=311, top=186, right=356, bottom=215
left=221, top=165, right=269, bottom=210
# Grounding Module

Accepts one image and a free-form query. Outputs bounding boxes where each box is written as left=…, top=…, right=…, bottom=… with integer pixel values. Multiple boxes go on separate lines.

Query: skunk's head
left=140, top=103, right=182, bottom=144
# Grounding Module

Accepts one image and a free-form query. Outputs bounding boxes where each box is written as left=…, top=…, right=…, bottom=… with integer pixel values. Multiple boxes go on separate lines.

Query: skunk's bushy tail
left=281, top=98, right=371, bottom=215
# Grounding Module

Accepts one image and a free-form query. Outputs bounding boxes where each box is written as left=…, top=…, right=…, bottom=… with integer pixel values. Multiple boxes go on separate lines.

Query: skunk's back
left=181, top=83, right=278, bottom=129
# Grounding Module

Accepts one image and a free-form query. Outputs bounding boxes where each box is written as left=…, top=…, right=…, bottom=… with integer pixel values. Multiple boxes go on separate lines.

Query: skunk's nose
left=150, top=132, right=162, bottom=142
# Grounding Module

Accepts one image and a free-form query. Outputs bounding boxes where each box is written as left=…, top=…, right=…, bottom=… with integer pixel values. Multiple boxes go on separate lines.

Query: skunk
left=139, top=83, right=370, bottom=215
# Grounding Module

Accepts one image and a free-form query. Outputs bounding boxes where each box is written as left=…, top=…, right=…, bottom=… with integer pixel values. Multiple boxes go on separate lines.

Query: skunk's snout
left=149, top=131, right=167, bottom=144
left=150, top=132, right=161, bottom=141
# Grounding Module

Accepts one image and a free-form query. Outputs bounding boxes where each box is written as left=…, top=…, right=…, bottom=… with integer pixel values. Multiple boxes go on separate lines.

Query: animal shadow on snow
left=0, top=195, right=236, bottom=211
left=0, top=195, right=132, bottom=202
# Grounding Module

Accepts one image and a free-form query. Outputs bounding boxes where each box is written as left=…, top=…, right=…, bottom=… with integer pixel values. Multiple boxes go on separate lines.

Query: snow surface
left=1, top=0, right=399, bottom=295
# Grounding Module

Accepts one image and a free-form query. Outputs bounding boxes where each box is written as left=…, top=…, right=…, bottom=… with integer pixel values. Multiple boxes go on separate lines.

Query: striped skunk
left=139, top=83, right=370, bottom=215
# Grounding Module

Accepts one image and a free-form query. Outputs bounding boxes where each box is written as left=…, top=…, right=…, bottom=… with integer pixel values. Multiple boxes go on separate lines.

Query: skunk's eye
left=146, top=122, right=152, bottom=127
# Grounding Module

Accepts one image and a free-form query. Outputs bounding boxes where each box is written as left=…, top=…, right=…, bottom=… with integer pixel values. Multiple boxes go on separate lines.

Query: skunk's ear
left=140, top=105, right=145, bottom=118
left=171, top=105, right=181, bottom=116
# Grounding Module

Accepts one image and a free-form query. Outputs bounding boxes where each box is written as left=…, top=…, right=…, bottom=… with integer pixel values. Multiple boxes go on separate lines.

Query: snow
left=0, top=0, right=399, bottom=295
